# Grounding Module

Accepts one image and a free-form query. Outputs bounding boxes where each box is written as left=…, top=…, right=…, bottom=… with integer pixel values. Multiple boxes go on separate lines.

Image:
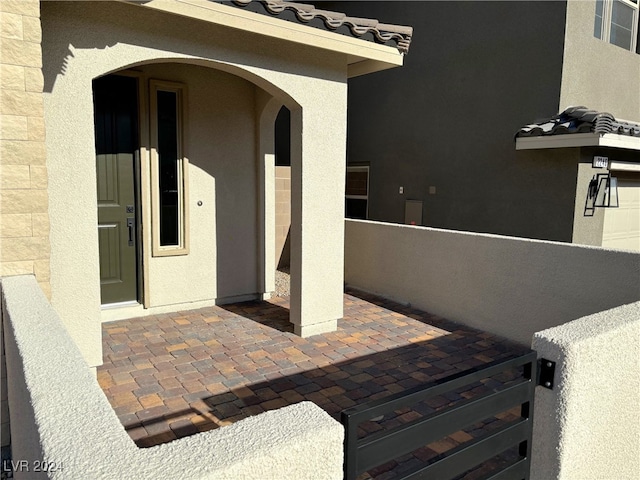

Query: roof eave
left=347, top=59, right=402, bottom=78
left=515, top=133, right=640, bottom=151
left=122, top=0, right=404, bottom=76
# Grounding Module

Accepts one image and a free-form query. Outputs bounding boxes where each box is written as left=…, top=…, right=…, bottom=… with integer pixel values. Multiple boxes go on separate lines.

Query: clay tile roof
left=224, top=0, right=413, bottom=53
left=516, top=106, right=640, bottom=138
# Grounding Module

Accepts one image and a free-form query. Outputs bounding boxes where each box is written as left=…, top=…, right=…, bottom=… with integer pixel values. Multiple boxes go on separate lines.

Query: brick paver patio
left=98, top=288, right=529, bottom=478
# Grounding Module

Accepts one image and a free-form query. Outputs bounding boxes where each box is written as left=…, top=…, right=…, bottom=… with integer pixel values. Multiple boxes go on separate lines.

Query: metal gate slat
left=342, top=351, right=537, bottom=480
left=481, top=457, right=529, bottom=480
left=401, top=418, right=530, bottom=480
left=357, top=380, right=531, bottom=473
left=344, top=352, right=537, bottom=425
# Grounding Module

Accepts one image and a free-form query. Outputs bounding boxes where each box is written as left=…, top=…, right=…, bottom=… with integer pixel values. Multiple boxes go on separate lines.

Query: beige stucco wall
left=531, top=301, right=640, bottom=480
left=560, top=0, right=640, bottom=121
left=133, top=63, right=260, bottom=306
left=41, top=1, right=348, bottom=363
left=560, top=1, right=640, bottom=247
left=344, top=219, right=640, bottom=345
left=571, top=162, right=606, bottom=245
left=2, top=274, right=344, bottom=480
left=572, top=147, right=640, bottom=247
left=562, top=1, right=639, bottom=248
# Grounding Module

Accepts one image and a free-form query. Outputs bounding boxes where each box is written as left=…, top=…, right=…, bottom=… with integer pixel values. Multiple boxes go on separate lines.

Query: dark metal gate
left=341, top=351, right=537, bottom=480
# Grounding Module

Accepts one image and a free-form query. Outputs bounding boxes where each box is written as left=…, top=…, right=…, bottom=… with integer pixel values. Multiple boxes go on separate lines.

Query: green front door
left=93, top=75, right=139, bottom=305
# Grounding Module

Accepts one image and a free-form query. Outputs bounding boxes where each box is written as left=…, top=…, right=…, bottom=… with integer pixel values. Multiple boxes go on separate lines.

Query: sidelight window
left=150, top=80, right=189, bottom=256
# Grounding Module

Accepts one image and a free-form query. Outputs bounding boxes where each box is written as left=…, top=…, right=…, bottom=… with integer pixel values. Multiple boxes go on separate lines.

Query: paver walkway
left=98, top=288, right=529, bottom=478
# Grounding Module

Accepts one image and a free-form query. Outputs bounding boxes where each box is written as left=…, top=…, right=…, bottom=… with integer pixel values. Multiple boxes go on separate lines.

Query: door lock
left=127, top=218, right=135, bottom=246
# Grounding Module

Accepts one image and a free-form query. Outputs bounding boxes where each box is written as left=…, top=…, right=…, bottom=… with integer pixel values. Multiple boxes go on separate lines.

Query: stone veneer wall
left=1, top=0, right=50, bottom=448
left=1, top=0, right=50, bottom=291
left=275, top=166, right=291, bottom=268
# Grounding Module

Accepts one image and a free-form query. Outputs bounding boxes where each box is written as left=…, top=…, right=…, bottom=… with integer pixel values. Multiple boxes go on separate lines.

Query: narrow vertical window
left=594, top=0, right=605, bottom=38
left=158, top=91, right=179, bottom=246
left=150, top=81, right=189, bottom=256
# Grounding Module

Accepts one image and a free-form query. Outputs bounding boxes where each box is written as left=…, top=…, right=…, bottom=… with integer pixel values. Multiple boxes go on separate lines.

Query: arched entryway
left=92, top=62, right=299, bottom=313
left=42, top=0, right=355, bottom=365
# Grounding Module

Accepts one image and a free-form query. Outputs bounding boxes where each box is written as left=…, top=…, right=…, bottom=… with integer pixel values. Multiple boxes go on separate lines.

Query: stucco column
left=289, top=93, right=346, bottom=337
left=256, top=92, right=280, bottom=298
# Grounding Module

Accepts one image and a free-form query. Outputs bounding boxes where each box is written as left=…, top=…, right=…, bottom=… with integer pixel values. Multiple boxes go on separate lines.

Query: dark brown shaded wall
left=321, top=1, right=573, bottom=241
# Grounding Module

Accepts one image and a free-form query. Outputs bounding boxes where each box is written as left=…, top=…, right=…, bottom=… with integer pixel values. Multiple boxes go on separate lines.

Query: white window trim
left=346, top=165, right=370, bottom=219
left=595, top=0, right=639, bottom=52
left=149, top=79, right=190, bottom=257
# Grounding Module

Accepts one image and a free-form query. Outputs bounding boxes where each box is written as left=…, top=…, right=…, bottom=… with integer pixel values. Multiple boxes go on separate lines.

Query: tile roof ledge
left=125, top=0, right=410, bottom=77
left=515, top=106, right=640, bottom=151
left=516, top=106, right=640, bottom=138
left=229, top=0, right=413, bottom=53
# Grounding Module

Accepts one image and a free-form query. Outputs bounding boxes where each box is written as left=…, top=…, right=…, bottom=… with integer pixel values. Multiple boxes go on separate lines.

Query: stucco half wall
left=531, top=301, right=640, bottom=480
left=1, top=275, right=344, bottom=480
left=41, top=1, right=350, bottom=364
left=344, top=219, right=640, bottom=346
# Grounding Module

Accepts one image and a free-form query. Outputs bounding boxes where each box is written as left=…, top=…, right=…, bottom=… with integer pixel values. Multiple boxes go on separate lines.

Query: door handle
left=127, top=218, right=135, bottom=246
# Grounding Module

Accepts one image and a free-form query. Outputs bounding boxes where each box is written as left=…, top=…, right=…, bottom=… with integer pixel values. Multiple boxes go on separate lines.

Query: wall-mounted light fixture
left=584, top=172, right=619, bottom=216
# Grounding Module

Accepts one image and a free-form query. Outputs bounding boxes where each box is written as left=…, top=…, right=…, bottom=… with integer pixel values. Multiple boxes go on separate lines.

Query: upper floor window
left=594, top=0, right=639, bottom=52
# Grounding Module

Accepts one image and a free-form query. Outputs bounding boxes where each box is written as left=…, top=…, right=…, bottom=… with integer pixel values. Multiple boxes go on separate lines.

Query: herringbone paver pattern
left=98, top=288, right=528, bottom=478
